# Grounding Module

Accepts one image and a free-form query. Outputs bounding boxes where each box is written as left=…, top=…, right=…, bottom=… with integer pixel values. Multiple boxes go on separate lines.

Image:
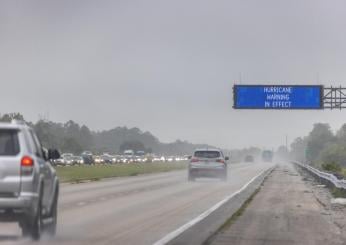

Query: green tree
left=34, top=120, right=59, bottom=149
left=306, top=123, right=334, bottom=164
left=61, top=138, right=83, bottom=154
left=79, top=125, right=94, bottom=150
left=0, top=113, right=25, bottom=122
left=336, top=124, right=346, bottom=148
left=120, top=141, right=146, bottom=153
left=319, top=143, right=346, bottom=168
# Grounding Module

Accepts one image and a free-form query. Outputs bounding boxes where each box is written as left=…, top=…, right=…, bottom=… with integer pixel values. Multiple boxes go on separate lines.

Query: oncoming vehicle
left=94, top=155, right=104, bottom=164
left=81, top=151, right=93, bottom=165
left=135, top=151, right=146, bottom=162
left=101, top=154, right=113, bottom=164
left=53, top=157, right=64, bottom=166
left=188, top=149, right=228, bottom=182
left=112, top=155, right=122, bottom=163
left=72, top=156, right=84, bottom=165
left=61, top=153, right=74, bottom=166
left=135, top=151, right=145, bottom=157
left=166, top=156, right=175, bottom=162
left=0, top=120, right=60, bottom=240
left=262, top=150, right=273, bottom=162
left=124, top=150, right=135, bottom=163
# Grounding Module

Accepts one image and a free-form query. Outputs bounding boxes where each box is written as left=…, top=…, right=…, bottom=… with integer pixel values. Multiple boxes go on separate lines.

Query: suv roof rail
left=11, top=119, right=27, bottom=125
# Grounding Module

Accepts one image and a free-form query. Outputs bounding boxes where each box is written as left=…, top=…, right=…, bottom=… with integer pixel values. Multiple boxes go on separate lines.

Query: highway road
left=0, top=161, right=274, bottom=245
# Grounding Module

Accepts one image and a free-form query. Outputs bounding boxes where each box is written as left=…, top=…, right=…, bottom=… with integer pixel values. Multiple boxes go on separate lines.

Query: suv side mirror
left=48, top=149, right=60, bottom=160
left=42, top=148, right=49, bottom=161
left=225, top=156, right=229, bottom=161
left=187, top=155, right=192, bottom=160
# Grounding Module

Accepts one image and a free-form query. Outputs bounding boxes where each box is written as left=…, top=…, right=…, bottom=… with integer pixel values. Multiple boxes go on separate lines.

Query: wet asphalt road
left=0, top=161, right=274, bottom=245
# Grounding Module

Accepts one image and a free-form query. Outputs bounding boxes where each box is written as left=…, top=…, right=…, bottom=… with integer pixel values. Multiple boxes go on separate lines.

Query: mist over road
left=0, top=161, right=274, bottom=245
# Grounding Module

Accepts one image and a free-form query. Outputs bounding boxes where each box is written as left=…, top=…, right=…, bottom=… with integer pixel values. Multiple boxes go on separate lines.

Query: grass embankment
left=319, top=162, right=346, bottom=198
left=343, top=168, right=346, bottom=178
left=321, top=162, right=346, bottom=178
left=56, top=161, right=187, bottom=183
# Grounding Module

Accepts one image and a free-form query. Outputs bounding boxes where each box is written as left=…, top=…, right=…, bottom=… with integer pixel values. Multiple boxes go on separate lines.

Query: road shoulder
left=208, top=163, right=345, bottom=245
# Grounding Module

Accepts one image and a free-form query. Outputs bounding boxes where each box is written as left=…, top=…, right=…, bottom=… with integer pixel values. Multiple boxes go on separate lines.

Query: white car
left=61, top=153, right=74, bottom=166
left=188, top=149, right=228, bottom=182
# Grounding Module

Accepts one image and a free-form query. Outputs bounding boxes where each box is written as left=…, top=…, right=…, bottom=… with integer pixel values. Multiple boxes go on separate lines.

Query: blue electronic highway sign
left=233, top=85, right=323, bottom=109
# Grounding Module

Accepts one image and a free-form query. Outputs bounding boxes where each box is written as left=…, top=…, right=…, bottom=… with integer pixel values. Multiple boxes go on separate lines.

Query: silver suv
left=188, top=149, right=229, bottom=181
left=0, top=120, right=60, bottom=240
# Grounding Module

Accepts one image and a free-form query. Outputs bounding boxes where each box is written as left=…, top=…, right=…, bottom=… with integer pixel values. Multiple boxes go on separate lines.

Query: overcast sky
left=1, top=0, right=346, bottom=149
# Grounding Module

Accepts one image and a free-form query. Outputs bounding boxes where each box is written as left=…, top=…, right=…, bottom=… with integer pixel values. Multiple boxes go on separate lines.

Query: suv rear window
left=0, top=130, right=20, bottom=156
left=194, top=151, right=220, bottom=158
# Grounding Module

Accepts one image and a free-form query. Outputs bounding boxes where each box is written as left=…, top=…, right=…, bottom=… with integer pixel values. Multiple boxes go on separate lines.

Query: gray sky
left=1, top=0, right=346, bottom=149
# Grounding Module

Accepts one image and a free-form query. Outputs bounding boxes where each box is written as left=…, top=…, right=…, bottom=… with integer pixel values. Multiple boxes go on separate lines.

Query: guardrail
left=293, top=161, right=346, bottom=189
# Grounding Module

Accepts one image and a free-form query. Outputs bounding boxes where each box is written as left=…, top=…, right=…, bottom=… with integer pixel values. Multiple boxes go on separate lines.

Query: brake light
left=216, top=159, right=225, bottom=164
left=190, top=158, right=199, bottom=163
left=21, top=156, right=34, bottom=166
left=21, top=156, right=34, bottom=176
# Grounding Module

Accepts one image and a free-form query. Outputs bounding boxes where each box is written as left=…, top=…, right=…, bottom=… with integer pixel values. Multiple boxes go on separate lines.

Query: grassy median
left=56, top=161, right=187, bottom=183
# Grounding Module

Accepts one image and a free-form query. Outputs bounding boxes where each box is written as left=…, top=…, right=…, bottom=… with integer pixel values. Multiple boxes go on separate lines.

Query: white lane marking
left=152, top=168, right=271, bottom=245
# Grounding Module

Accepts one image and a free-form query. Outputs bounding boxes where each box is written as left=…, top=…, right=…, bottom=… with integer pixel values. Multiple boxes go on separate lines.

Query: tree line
left=0, top=113, right=214, bottom=155
left=291, top=123, right=346, bottom=172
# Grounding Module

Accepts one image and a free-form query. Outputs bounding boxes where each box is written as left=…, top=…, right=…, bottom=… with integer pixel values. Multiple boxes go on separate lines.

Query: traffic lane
left=53, top=161, right=274, bottom=245
left=0, top=161, right=272, bottom=244
left=0, top=161, right=274, bottom=244
left=57, top=162, right=258, bottom=202
left=59, top=161, right=258, bottom=196
left=58, top=161, right=265, bottom=210
left=58, top=171, right=188, bottom=210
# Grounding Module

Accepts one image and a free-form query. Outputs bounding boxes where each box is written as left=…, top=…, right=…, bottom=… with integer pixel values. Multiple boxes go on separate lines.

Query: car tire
left=20, top=221, right=30, bottom=237
left=45, top=187, right=59, bottom=237
left=29, top=197, right=43, bottom=240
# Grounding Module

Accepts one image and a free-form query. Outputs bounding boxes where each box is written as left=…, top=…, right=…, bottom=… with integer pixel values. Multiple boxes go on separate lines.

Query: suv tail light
left=190, top=158, right=199, bottom=163
left=216, top=159, right=225, bottom=164
left=21, top=156, right=34, bottom=166
left=21, top=156, right=34, bottom=175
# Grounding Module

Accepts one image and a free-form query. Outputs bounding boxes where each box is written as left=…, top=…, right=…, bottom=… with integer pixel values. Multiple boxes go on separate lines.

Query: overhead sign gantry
left=233, top=85, right=324, bottom=109
left=323, top=86, right=346, bottom=109
left=233, top=85, right=324, bottom=110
